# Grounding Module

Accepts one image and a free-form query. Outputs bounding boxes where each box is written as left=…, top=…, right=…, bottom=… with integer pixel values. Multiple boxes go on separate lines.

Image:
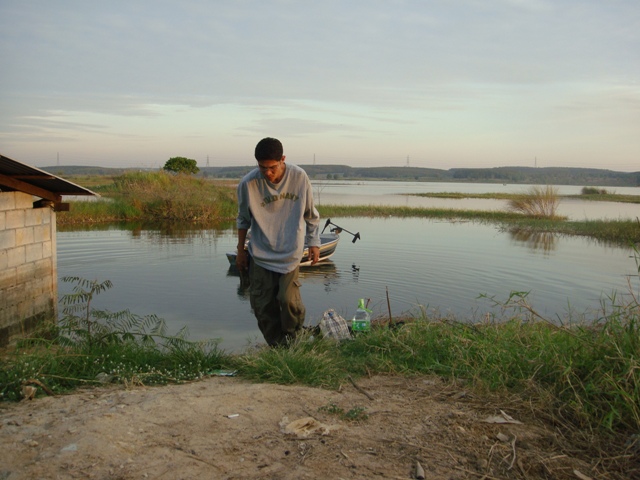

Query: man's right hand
left=236, top=249, right=249, bottom=271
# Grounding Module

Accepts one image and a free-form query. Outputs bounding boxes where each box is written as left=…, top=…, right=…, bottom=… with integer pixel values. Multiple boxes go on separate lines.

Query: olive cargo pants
left=249, top=258, right=305, bottom=347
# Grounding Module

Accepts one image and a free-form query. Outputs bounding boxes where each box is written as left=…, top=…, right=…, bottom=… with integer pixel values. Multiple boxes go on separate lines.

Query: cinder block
left=0, top=211, right=5, bottom=229
left=6, top=246, right=26, bottom=268
left=25, top=208, right=44, bottom=227
left=33, top=224, right=51, bottom=243
left=0, top=249, right=7, bottom=270
left=0, top=192, right=16, bottom=212
left=34, top=258, right=53, bottom=275
left=16, top=259, right=51, bottom=283
left=17, top=299, right=32, bottom=319
left=0, top=265, right=16, bottom=290
left=5, top=210, right=26, bottom=229
left=14, top=192, right=34, bottom=209
left=15, top=227, right=35, bottom=247
left=42, top=240, right=52, bottom=258
left=0, top=303, right=19, bottom=330
left=25, top=243, right=43, bottom=263
left=0, top=229, right=16, bottom=250
left=2, top=284, right=21, bottom=306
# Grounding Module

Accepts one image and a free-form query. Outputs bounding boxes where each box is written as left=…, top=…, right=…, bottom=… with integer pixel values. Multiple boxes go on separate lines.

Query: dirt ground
left=0, top=374, right=633, bottom=479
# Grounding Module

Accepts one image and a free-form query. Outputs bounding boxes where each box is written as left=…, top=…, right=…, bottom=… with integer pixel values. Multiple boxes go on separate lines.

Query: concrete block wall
left=0, top=191, right=57, bottom=346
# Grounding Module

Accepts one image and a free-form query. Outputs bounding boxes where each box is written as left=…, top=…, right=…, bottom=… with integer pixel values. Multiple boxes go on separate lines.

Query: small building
left=0, top=154, right=97, bottom=346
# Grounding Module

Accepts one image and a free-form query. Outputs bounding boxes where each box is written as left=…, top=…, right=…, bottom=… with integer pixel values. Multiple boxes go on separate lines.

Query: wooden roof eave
left=0, top=172, right=62, bottom=203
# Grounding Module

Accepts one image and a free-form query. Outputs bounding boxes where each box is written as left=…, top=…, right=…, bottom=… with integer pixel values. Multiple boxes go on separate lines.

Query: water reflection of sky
left=313, top=181, right=640, bottom=221
left=57, top=213, right=637, bottom=353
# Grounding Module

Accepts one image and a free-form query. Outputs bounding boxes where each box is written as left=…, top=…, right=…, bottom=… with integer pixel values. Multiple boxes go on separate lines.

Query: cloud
left=1, top=1, right=639, bottom=169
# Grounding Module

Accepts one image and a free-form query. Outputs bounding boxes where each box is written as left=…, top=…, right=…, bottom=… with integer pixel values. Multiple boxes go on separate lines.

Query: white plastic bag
left=319, top=309, right=351, bottom=341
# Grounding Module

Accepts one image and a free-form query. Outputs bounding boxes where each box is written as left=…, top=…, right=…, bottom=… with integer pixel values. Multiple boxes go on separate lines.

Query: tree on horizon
left=163, top=157, right=199, bottom=175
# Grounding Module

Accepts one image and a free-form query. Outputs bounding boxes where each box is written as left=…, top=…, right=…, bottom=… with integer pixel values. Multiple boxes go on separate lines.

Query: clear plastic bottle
left=351, top=298, right=371, bottom=332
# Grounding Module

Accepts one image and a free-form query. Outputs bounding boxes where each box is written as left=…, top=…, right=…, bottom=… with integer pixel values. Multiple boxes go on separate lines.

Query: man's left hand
left=309, top=246, right=320, bottom=265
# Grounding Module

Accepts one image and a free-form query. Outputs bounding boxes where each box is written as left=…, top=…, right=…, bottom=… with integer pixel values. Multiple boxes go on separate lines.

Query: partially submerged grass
left=507, top=185, right=561, bottom=218
left=318, top=205, right=640, bottom=245
left=318, top=204, right=535, bottom=221
left=59, top=175, right=638, bottom=244
left=568, top=193, right=640, bottom=204
left=410, top=190, right=640, bottom=204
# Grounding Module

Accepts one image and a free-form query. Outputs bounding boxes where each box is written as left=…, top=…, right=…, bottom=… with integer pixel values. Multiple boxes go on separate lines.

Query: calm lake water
left=57, top=181, right=639, bottom=352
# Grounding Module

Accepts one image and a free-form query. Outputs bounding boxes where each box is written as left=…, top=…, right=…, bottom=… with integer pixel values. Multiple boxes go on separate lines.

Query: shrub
left=581, top=186, right=609, bottom=195
left=507, top=185, right=560, bottom=218
left=58, top=171, right=237, bottom=224
left=163, top=157, right=199, bottom=175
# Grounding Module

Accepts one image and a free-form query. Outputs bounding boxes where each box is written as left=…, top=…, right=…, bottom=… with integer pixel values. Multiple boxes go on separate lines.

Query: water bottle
left=351, top=298, right=371, bottom=332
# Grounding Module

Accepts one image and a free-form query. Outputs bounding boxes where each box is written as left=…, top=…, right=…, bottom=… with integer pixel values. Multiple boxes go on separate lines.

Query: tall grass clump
left=58, top=171, right=237, bottom=224
left=234, top=280, right=640, bottom=436
left=113, top=171, right=237, bottom=221
left=507, top=185, right=561, bottom=218
left=0, top=277, right=229, bottom=401
left=232, top=334, right=346, bottom=389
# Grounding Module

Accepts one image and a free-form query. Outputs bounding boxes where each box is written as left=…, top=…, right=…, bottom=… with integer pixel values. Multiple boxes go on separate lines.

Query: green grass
left=5, top=312, right=638, bottom=433
left=410, top=190, right=640, bottom=204
left=59, top=175, right=639, bottom=244
left=2, top=265, right=639, bottom=463
left=317, top=204, right=534, bottom=221
left=318, top=205, right=640, bottom=245
left=58, top=171, right=237, bottom=225
left=0, top=277, right=228, bottom=401
left=227, top=307, right=640, bottom=435
left=568, top=193, right=640, bottom=204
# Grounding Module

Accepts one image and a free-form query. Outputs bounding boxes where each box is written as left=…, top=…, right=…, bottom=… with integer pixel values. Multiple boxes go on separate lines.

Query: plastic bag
left=319, top=309, right=351, bottom=341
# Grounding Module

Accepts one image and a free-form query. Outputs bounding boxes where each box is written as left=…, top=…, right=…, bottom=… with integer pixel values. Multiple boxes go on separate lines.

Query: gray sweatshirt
left=237, top=163, right=320, bottom=274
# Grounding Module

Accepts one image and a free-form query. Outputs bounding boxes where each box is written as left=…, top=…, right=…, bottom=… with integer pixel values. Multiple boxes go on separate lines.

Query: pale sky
left=1, top=0, right=638, bottom=171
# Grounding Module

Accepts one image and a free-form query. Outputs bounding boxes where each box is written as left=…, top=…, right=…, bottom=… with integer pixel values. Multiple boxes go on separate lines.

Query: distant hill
left=200, top=165, right=640, bottom=187
left=43, top=165, right=640, bottom=187
left=42, top=165, right=133, bottom=176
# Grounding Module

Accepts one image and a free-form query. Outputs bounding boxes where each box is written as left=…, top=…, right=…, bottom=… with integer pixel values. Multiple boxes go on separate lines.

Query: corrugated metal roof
left=0, top=154, right=98, bottom=200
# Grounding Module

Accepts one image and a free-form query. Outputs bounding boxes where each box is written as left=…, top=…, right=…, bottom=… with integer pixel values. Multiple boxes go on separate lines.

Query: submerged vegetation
left=6, top=175, right=633, bottom=473
left=410, top=187, right=640, bottom=204
left=58, top=174, right=640, bottom=245
left=317, top=204, right=640, bottom=246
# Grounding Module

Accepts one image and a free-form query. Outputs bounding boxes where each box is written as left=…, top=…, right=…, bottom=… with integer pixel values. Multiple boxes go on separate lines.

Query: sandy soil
left=0, top=374, right=630, bottom=479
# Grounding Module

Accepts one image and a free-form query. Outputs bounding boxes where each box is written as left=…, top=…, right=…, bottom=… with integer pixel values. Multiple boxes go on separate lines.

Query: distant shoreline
left=44, top=164, right=640, bottom=188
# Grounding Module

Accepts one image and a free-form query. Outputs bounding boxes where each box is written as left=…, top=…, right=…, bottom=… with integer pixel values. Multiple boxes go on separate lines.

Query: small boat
left=226, top=219, right=359, bottom=268
left=226, top=232, right=340, bottom=267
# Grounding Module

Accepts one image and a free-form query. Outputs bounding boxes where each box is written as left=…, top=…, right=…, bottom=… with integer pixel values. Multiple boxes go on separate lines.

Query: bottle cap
left=357, top=298, right=372, bottom=312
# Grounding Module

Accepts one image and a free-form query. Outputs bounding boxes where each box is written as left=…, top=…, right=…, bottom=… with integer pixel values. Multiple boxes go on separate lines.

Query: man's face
left=257, top=156, right=286, bottom=183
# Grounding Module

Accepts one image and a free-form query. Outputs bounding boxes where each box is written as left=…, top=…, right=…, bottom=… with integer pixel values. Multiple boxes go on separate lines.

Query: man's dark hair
left=255, top=137, right=283, bottom=161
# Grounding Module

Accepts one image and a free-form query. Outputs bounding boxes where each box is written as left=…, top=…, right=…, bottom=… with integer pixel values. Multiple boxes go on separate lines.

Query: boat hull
left=226, top=233, right=339, bottom=267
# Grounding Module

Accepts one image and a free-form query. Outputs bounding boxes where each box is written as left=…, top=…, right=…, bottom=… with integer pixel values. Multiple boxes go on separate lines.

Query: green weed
left=0, top=277, right=228, bottom=402
left=319, top=402, right=368, bottom=422
left=58, top=171, right=237, bottom=225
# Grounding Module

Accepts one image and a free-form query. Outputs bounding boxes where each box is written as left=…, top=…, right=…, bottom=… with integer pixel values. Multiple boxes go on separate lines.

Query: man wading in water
left=235, top=137, right=321, bottom=346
